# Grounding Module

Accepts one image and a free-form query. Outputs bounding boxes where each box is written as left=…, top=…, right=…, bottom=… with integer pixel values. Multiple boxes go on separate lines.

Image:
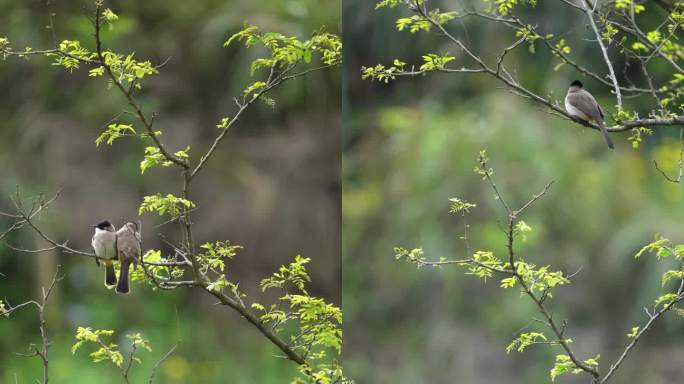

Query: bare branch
left=581, top=0, right=622, bottom=109
left=514, top=180, right=555, bottom=217
left=654, top=127, right=684, bottom=183
left=5, top=267, right=62, bottom=384
left=148, top=344, right=177, bottom=384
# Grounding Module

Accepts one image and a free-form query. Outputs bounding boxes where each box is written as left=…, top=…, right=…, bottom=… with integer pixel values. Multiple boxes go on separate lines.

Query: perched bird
left=565, top=80, right=614, bottom=149
left=115, top=222, right=141, bottom=294
left=91, top=220, right=117, bottom=287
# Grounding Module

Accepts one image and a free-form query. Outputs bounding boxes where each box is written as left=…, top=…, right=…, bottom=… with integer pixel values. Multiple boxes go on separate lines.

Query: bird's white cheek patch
left=565, top=99, right=589, bottom=120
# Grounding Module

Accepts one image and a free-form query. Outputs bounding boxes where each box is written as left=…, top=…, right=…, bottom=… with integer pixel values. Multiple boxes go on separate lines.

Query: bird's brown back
left=116, top=227, right=141, bottom=258
left=566, top=89, right=603, bottom=123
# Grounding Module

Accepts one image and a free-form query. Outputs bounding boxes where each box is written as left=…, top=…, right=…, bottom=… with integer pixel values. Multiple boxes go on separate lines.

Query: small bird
left=91, top=220, right=117, bottom=287
left=115, top=222, right=141, bottom=294
left=565, top=80, right=614, bottom=149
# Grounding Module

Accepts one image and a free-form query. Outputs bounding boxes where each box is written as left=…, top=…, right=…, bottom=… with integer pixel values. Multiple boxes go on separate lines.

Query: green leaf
left=95, top=123, right=135, bottom=146
left=140, top=146, right=164, bottom=174
left=448, top=197, right=476, bottom=215
left=550, top=354, right=583, bottom=381
left=500, top=277, right=517, bottom=288
left=138, top=193, right=196, bottom=217
left=506, top=332, right=546, bottom=354
left=261, top=255, right=312, bottom=294
left=627, top=326, right=639, bottom=339
left=514, top=220, right=532, bottom=242
left=102, top=8, right=119, bottom=23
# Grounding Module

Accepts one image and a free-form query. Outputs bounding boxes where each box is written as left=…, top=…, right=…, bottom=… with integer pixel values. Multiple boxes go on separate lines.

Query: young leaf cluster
left=225, top=24, right=341, bottom=104
left=505, top=331, right=547, bottom=354
left=254, top=256, right=346, bottom=384
left=448, top=197, right=476, bottom=215
left=635, top=236, right=684, bottom=308
left=129, top=250, right=185, bottom=286
left=550, top=354, right=599, bottom=382
left=138, top=193, right=196, bottom=217
left=72, top=327, right=159, bottom=380
left=72, top=327, right=126, bottom=367
left=95, top=123, right=136, bottom=146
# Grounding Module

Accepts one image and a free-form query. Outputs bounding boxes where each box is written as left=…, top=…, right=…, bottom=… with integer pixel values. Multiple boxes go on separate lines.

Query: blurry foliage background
left=343, top=0, right=684, bottom=383
left=0, top=0, right=339, bottom=382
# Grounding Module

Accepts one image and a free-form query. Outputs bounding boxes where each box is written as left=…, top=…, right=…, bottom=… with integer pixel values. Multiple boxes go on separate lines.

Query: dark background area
left=343, top=0, right=684, bottom=383
left=0, top=0, right=340, bottom=382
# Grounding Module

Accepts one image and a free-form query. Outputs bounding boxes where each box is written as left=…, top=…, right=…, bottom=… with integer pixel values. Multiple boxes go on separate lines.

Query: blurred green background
left=0, top=0, right=339, bottom=382
left=343, top=0, right=684, bottom=383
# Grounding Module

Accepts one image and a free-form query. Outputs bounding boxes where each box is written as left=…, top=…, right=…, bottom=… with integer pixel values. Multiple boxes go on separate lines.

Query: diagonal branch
left=93, top=4, right=187, bottom=170
left=600, top=279, right=684, bottom=383
left=202, top=284, right=307, bottom=365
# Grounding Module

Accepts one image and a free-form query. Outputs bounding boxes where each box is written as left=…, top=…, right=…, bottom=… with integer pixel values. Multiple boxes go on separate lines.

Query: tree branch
left=6, top=267, right=62, bottom=384
left=93, top=4, right=187, bottom=170
left=581, top=0, right=623, bottom=109
left=600, top=279, right=684, bottom=383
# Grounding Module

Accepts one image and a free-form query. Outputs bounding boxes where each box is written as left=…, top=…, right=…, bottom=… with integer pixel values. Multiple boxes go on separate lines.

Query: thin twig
left=148, top=344, right=177, bottom=384
left=653, top=127, right=684, bottom=183
left=582, top=0, right=622, bottom=109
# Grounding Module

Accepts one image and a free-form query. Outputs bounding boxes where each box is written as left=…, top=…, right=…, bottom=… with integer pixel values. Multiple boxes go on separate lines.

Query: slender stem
left=6, top=269, right=61, bottom=384
left=582, top=0, right=622, bottom=109
left=0, top=47, right=99, bottom=65
left=181, top=172, right=199, bottom=280
left=148, top=344, right=177, bottom=384
left=122, top=343, right=137, bottom=383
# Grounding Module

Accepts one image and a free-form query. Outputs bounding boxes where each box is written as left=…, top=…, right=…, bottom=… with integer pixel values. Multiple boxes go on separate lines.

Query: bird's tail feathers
left=598, top=122, right=615, bottom=150
left=104, top=260, right=117, bottom=287
left=116, top=259, right=131, bottom=294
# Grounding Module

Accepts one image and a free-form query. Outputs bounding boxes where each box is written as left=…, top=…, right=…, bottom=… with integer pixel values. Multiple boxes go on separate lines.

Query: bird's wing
left=567, top=90, right=603, bottom=122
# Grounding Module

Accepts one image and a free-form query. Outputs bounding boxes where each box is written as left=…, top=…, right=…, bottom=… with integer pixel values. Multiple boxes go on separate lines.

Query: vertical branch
left=122, top=343, right=137, bottom=384
left=6, top=268, right=62, bottom=384
left=34, top=268, right=61, bottom=384
left=181, top=171, right=199, bottom=280
left=583, top=0, right=622, bottom=110
left=45, top=0, right=57, bottom=47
